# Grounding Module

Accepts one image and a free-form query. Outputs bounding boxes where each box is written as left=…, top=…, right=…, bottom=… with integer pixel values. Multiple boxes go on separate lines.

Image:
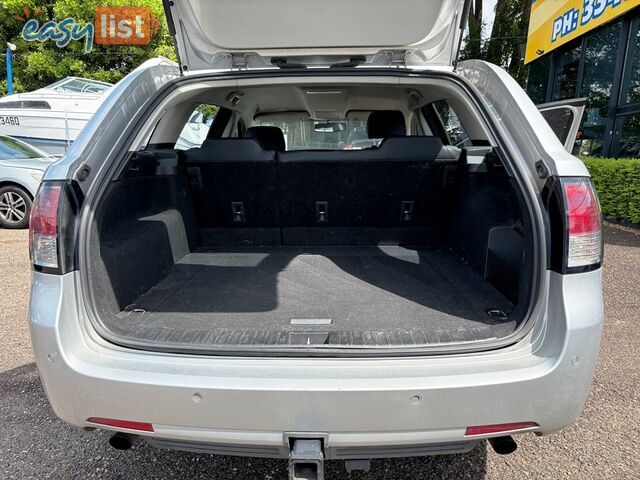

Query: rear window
left=254, top=113, right=382, bottom=150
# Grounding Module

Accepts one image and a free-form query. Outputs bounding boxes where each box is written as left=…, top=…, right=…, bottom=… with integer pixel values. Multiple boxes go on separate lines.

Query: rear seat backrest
left=277, top=111, right=462, bottom=229
left=182, top=114, right=462, bottom=243
left=184, top=137, right=279, bottom=228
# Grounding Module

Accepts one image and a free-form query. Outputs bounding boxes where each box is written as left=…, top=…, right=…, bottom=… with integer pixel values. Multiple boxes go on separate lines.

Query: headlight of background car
left=30, top=171, right=44, bottom=182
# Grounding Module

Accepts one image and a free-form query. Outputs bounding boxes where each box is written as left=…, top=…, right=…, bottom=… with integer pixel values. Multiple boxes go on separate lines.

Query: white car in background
left=0, top=136, right=54, bottom=229
left=174, top=110, right=213, bottom=150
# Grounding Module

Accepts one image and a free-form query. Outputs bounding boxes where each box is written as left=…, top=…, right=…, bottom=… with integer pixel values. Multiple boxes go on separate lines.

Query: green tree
left=0, top=0, right=175, bottom=94
left=485, top=0, right=531, bottom=85
left=459, top=0, right=485, bottom=62
left=459, top=0, right=533, bottom=87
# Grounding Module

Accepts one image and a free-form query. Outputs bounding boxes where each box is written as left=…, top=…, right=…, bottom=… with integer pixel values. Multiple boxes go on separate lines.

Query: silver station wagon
left=29, top=1, right=603, bottom=478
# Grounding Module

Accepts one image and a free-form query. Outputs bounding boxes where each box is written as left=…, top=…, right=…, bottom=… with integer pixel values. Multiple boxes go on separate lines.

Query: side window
left=175, top=103, right=219, bottom=150
left=539, top=108, right=576, bottom=144
left=432, top=101, right=471, bottom=148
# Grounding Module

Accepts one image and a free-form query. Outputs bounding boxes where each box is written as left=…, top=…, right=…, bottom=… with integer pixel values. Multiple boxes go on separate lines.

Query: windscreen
left=0, top=136, right=50, bottom=160
left=47, top=77, right=112, bottom=94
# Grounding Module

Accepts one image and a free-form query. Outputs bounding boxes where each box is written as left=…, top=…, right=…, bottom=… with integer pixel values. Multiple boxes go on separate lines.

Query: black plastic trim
left=161, top=0, right=182, bottom=74
left=206, top=107, right=232, bottom=139
left=422, top=103, right=450, bottom=145
left=161, top=0, right=176, bottom=36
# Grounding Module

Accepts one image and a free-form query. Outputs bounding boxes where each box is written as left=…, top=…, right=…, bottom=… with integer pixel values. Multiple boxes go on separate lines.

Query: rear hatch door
left=165, top=0, right=469, bottom=71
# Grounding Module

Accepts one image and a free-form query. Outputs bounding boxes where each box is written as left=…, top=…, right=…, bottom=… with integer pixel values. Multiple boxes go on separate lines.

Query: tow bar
left=289, top=439, right=325, bottom=480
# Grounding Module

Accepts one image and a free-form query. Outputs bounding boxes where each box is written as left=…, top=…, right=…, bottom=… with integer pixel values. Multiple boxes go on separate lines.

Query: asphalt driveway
left=0, top=224, right=638, bottom=479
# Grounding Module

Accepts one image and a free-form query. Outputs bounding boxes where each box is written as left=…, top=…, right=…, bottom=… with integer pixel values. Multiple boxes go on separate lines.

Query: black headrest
left=367, top=111, right=406, bottom=139
left=246, top=126, right=286, bottom=151
left=188, top=138, right=275, bottom=163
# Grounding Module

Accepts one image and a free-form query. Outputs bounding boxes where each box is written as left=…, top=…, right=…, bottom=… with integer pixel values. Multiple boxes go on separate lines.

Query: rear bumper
left=29, top=269, right=603, bottom=459
left=145, top=436, right=478, bottom=459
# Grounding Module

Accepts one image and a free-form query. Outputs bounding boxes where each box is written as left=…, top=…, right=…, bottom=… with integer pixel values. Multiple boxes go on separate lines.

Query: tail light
left=29, top=183, right=62, bottom=269
left=29, top=181, right=78, bottom=274
left=547, top=177, right=602, bottom=273
left=564, top=178, right=601, bottom=268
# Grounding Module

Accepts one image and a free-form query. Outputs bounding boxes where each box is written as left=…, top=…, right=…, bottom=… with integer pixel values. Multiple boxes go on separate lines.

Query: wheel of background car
left=0, top=185, right=32, bottom=229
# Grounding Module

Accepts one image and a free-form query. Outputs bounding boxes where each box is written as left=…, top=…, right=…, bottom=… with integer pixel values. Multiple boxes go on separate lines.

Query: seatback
left=277, top=111, right=461, bottom=244
left=184, top=138, right=279, bottom=228
left=279, top=139, right=459, bottom=223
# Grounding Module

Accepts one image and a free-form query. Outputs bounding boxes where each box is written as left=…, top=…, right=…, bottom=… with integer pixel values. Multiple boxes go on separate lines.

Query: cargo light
left=465, top=421, right=539, bottom=436
left=563, top=178, right=602, bottom=269
left=87, top=417, right=154, bottom=432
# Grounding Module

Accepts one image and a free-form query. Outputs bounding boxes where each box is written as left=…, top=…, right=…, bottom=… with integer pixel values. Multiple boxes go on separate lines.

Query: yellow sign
left=525, top=0, right=640, bottom=64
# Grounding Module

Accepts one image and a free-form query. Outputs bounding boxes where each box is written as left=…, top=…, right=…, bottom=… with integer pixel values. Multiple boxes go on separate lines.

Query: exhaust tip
left=108, top=432, right=137, bottom=451
left=488, top=435, right=518, bottom=455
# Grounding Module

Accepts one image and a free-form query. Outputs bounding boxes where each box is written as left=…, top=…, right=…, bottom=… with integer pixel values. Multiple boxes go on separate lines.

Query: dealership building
left=525, top=0, right=640, bottom=158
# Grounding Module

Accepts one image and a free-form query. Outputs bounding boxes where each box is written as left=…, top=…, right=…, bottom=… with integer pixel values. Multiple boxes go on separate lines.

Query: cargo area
left=83, top=83, right=535, bottom=355
left=106, top=245, right=517, bottom=348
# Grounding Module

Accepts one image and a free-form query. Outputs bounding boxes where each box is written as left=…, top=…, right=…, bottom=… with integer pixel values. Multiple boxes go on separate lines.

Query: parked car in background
left=0, top=136, right=54, bottom=228
left=174, top=110, right=214, bottom=150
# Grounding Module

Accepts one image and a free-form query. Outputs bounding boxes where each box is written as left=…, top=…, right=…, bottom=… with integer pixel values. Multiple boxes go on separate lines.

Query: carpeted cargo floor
left=108, top=246, right=516, bottom=349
